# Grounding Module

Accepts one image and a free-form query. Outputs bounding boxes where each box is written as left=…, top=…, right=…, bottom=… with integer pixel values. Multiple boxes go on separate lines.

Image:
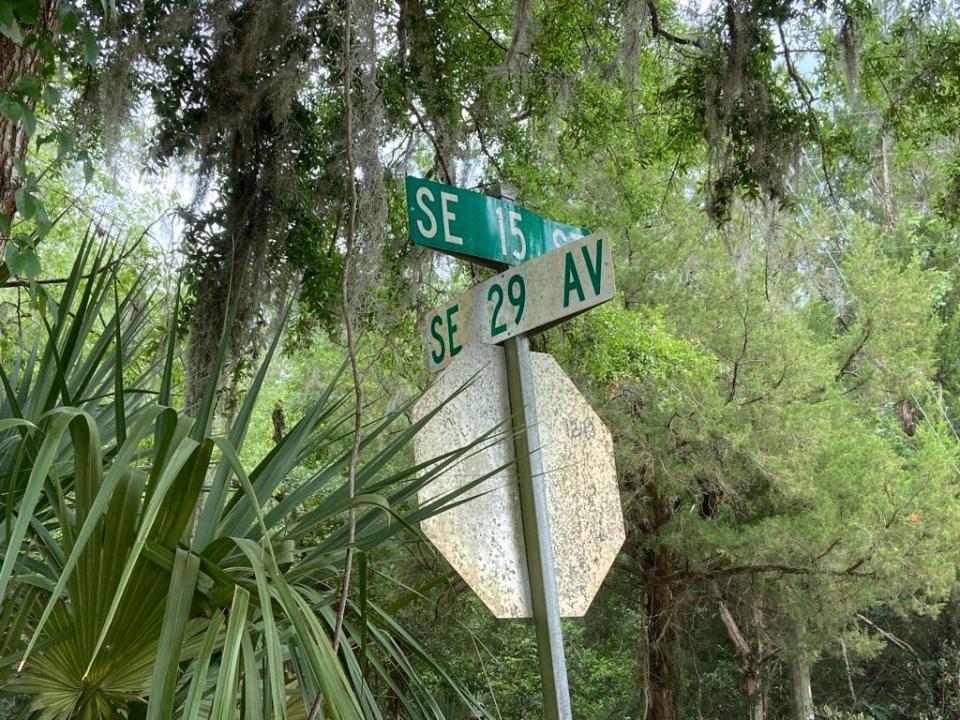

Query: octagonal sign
left=412, top=345, right=624, bottom=618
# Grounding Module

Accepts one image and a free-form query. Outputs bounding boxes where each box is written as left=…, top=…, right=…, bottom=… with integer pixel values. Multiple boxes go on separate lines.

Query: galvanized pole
left=504, top=335, right=572, bottom=719
left=493, top=181, right=572, bottom=720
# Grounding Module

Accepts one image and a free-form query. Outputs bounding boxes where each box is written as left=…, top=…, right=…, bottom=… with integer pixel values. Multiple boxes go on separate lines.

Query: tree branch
left=651, top=562, right=876, bottom=586
left=837, top=323, right=872, bottom=380
left=472, top=114, right=503, bottom=177
left=718, top=598, right=752, bottom=661
left=332, top=0, right=362, bottom=658
left=310, top=4, right=363, bottom=719
left=407, top=99, right=453, bottom=185
left=645, top=0, right=703, bottom=50
left=856, top=613, right=921, bottom=659
left=464, top=8, right=508, bottom=54
left=726, top=308, right=749, bottom=403
left=1, top=228, right=147, bottom=288
left=777, top=21, right=840, bottom=206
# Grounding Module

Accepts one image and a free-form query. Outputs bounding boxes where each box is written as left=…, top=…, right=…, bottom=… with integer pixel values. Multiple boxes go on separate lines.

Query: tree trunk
left=645, top=479, right=681, bottom=720
left=0, top=3, right=58, bottom=254
left=648, top=546, right=680, bottom=720
left=0, top=38, right=33, bottom=250
left=746, top=672, right=767, bottom=720
left=878, top=133, right=896, bottom=228
left=789, top=651, right=815, bottom=720
left=626, top=473, right=681, bottom=720
left=718, top=597, right=768, bottom=720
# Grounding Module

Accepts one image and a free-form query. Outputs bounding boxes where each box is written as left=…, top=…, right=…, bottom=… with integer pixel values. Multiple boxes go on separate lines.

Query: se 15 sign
left=405, top=175, right=590, bottom=267
left=423, top=232, right=615, bottom=372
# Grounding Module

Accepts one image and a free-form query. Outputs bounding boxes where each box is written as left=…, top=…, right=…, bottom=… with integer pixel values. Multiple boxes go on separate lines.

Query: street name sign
left=423, top=231, right=615, bottom=372
left=405, top=175, right=590, bottom=266
left=407, top=177, right=614, bottom=718
left=412, top=345, right=624, bottom=618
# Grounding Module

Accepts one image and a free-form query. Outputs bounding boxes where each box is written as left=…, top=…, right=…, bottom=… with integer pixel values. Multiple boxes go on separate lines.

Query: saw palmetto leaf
left=0, top=229, right=495, bottom=718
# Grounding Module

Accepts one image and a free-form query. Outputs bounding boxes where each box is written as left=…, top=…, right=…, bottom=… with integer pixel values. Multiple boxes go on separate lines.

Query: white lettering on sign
left=423, top=231, right=615, bottom=372
left=415, top=187, right=437, bottom=238
left=440, top=192, right=463, bottom=245
left=495, top=207, right=528, bottom=261
left=509, top=210, right=525, bottom=260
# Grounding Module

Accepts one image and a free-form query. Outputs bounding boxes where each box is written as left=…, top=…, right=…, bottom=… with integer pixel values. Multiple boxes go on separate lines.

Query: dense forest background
left=2, top=0, right=960, bottom=718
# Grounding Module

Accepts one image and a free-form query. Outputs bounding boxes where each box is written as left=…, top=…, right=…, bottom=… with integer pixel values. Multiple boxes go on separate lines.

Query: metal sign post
left=491, top=183, right=571, bottom=720
left=504, top=333, right=572, bottom=720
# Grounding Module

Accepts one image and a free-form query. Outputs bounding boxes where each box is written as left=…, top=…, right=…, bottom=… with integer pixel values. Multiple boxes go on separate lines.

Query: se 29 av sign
left=424, top=232, right=615, bottom=372
left=405, top=175, right=590, bottom=267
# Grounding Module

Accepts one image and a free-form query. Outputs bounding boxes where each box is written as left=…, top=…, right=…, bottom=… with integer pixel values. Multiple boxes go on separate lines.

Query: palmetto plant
left=0, top=234, right=499, bottom=719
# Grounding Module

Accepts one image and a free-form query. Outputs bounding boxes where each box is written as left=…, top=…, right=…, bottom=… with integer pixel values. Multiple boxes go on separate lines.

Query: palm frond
left=0, top=228, right=495, bottom=719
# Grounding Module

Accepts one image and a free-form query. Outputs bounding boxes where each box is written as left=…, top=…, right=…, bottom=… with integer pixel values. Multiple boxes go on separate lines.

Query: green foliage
left=0, top=232, right=493, bottom=718
left=0, top=0, right=105, bottom=254
left=556, top=302, right=714, bottom=388
left=7, top=1, right=960, bottom=718
left=398, top=591, right=643, bottom=719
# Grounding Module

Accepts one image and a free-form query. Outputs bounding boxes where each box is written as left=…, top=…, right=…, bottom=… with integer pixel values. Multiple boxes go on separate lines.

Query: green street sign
left=405, top=176, right=590, bottom=266
left=423, top=232, right=615, bottom=371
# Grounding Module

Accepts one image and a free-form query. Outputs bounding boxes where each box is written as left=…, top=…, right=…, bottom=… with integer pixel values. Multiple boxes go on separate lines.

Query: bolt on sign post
left=406, top=177, right=623, bottom=720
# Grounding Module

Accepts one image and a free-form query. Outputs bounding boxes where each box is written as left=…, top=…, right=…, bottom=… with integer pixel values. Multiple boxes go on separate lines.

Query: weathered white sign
left=423, top=232, right=615, bottom=372
left=412, top=345, right=624, bottom=618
